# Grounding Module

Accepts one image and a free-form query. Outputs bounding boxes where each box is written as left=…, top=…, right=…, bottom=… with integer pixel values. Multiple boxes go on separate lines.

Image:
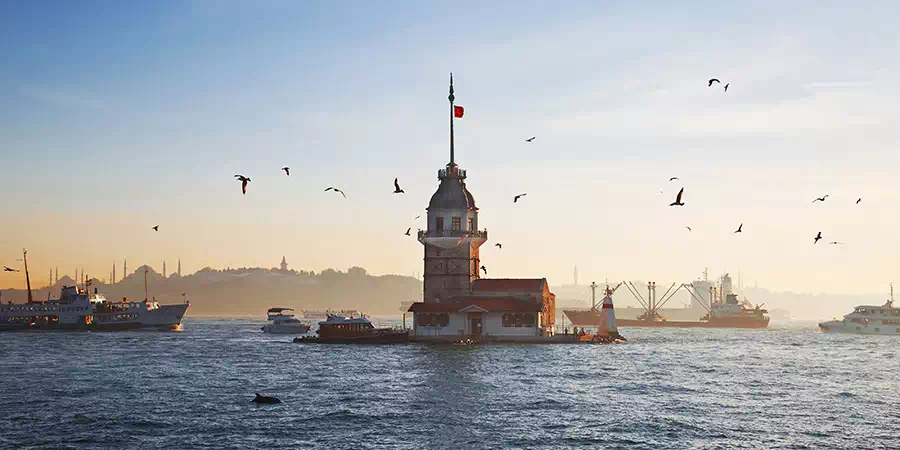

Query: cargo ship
left=564, top=272, right=769, bottom=329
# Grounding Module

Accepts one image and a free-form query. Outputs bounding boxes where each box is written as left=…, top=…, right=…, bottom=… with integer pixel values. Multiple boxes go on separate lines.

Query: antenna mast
left=448, top=73, right=456, bottom=166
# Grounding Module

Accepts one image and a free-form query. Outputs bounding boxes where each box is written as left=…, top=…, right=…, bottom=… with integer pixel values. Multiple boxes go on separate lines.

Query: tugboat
left=819, top=284, right=900, bottom=335
left=261, top=307, right=311, bottom=334
left=293, top=312, right=409, bottom=344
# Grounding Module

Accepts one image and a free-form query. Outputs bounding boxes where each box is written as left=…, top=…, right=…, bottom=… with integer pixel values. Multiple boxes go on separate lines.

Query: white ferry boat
left=0, top=286, right=189, bottom=331
left=819, top=285, right=900, bottom=335
left=261, top=307, right=311, bottom=334
left=0, top=251, right=188, bottom=331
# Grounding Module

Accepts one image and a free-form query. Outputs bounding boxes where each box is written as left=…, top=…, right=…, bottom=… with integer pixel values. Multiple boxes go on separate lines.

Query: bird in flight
left=724, top=83, right=730, bottom=92
left=734, top=223, right=743, bottom=233
left=708, top=78, right=721, bottom=87
left=455, top=234, right=469, bottom=247
left=234, top=175, right=251, bottom=195
left=480, top=265, right=487, bottom=275
left=828, top=241, right=844, bottom=245
left=856, top=198, right=862, bottom=204
left=325, top=187, right=346, bottom=198
left=414, top=215, right=422, bottom=220
left=405, top=227, right=411, bottom=236
left=812, top=195, right=829, bottom=203
left=514, top=193, right=527, bottom=203
left=151, top=225, right=159, bottom=232
left=282, top=167, right=290, bottom=176
left=393, top=178, right=405, bottom=194
left=814, top=232, right=822, bottom=244
left=495, top=243, right=502, bottom=249
left=525, top=137, right=536, bottom=142
left=669, top=188, right=685, bottom=206
left=669, top=177, right=679, bottom=181
left=685, top=226, right=692, bottom=232
left=3, top=266, right=18, bottom=272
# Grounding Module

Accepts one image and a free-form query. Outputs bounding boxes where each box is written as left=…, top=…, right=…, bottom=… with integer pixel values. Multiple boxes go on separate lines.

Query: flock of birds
left=668, top=177, right=859, bottom=245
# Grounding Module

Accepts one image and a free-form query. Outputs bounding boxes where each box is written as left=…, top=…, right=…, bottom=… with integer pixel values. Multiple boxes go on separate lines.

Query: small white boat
left=819, top=284, right=900, bottom=335
left=261, top=308, right=311, bottom=334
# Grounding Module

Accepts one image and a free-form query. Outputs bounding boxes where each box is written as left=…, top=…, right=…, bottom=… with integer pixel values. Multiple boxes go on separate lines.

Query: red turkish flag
left=454, top=105, right=464, bottom=118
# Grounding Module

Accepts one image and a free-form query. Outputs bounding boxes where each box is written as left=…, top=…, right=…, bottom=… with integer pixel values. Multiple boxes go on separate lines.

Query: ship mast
left=144, top=268, right=149, bottom=301
left=23, top=248, right=32, bottom=303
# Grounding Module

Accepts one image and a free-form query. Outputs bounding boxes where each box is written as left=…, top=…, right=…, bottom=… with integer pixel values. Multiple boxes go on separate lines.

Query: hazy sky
left=3, top=1, right=900, bottom=294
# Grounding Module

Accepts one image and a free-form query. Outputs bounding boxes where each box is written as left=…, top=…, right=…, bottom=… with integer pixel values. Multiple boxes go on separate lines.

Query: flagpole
left=449, top=72, right=455, bottom=167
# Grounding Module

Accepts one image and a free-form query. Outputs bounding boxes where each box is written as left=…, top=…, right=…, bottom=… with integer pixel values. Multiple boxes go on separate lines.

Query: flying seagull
left=152, top=225, right=159, bottom=231
left=669, top=177, right=679, bottom=181
left=405, top=227, right=411, bottom=236
left=829, top=241, right=844, bottom=245
left=734, top=223, right=743, bottom=233
left=3, top=266, right=18, bottom=272
left=514, top=193, right=527, bottom=203
left=724, top=83, right=730, bottom=92
left=495, top=243, right=502, bottom=249
left=414, top=215, right=422, bottom=220
left=708, top=78, right=721, bottom=87
left=856, top=198, right=862, bottom=204
left=282, top=167, right=290, bottom=176
left=234, top=175, right=251, bottom=195
left=525, top=137, right=536, bottom=142
left=814, top=231, right=822, bottom=244
left=686, top=226, right=692, bottom=232
left=812, top=195, right=829, bottom=203
left=669, top=188, right=685, bottom=206
left=325, top=187, right=346, bottom=198
left=393, top=178, right=404, bottom=194
left=480, top=265, right=487, bottom=275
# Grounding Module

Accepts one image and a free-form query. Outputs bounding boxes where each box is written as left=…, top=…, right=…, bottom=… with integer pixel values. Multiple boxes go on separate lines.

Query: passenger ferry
left=0, top=252, right=188, bottom=331
left=0, top=286, right=189, bottom=331
left=261, top=307, right=311, bottom=334
left=819, top=285, right=900, bottom=335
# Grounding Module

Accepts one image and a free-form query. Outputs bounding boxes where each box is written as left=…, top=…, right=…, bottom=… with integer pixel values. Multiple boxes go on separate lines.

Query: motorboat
left=261, top=308, right=311, bottom=334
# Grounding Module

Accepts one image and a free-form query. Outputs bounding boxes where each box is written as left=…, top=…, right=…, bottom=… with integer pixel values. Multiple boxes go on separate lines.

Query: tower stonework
left=420, top=165, right=485, bottom=302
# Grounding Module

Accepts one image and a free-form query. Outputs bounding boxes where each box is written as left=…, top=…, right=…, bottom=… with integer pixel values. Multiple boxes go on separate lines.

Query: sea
left=1, top=319, right=898, bottom=450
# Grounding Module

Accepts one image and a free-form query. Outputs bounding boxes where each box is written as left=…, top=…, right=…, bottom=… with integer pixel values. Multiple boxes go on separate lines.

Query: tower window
left=452, top=217, right=461, bottom=231
left=436, top=217, right=444, bottom=231
left=468, top=217, right=475, bottom=231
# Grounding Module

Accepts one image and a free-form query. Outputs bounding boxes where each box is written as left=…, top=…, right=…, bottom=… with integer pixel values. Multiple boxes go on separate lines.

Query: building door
left=470, top=316, right=482, bottom=337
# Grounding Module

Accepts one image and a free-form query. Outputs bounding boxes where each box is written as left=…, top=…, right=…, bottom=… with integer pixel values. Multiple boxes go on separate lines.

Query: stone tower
left=418, top=74, right=486, bottom=303
left=280, top=256, right=288, bottom=271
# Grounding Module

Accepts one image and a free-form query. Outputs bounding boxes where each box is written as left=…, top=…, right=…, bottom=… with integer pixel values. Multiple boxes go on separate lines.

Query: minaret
left=419, top=74, right=486, bottom=303
left=124, top=258, right=127, bottom=279
left=55, top=267, right=58, bottom=285
left=112, top=262, right=116, bottom=284
left=163, top=261, right=167, bottom=278
left=177, top=259, right=181, bottom=277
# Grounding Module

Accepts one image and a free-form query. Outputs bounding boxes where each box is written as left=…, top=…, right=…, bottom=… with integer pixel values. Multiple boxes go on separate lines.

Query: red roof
left=408, top=297, right=544, bottom=313
left=472, top=278, right=546, bottom=293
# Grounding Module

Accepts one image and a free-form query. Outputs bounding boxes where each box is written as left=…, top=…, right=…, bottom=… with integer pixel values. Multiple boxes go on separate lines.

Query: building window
left=416, top=313, right=449, bottom=327
left=468, top=217, right=475, bottom=231
left=436, top=217, right=444, bottom=231
left=451, top=217, right=461, bottom=231
left=502, top=313, right=536, bottom=328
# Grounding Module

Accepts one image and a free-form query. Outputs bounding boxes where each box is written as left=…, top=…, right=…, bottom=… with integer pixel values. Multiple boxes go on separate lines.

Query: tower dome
left=428, top=165, right=477, bottom=211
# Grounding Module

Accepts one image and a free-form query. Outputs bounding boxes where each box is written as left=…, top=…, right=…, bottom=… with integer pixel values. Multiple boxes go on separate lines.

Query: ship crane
left=621, top=280, right=694, bottom=322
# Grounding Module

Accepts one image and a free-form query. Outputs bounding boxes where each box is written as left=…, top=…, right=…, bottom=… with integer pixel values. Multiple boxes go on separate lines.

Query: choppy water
left=1, top=319, right=898, bottom=449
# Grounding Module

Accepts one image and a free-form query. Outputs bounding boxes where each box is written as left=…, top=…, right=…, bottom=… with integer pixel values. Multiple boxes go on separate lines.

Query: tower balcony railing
left=418, top=229, right=487, bottom=240
left=438, top=168, right=466, bottom=179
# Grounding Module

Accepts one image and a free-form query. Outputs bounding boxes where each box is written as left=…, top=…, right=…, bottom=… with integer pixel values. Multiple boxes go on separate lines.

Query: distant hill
left=0, top=266, right=422, bottom=317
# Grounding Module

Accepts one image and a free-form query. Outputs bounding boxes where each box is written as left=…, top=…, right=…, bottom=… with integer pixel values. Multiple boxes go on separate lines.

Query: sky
left=3, top=1, right=900, bottom=294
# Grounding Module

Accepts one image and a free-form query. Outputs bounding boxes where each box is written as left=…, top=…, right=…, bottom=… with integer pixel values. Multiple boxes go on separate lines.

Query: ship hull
left=564, top=310, right=769, bottom=329
left=294, top=331, right=410, bottom=344
left=819, top=320, right=900, bottom=335
left=0, top=303, right=189, bottom=332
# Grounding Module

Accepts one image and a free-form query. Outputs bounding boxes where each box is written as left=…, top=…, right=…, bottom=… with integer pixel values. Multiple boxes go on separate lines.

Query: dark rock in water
left=252, top=393, right=282, bottom=404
